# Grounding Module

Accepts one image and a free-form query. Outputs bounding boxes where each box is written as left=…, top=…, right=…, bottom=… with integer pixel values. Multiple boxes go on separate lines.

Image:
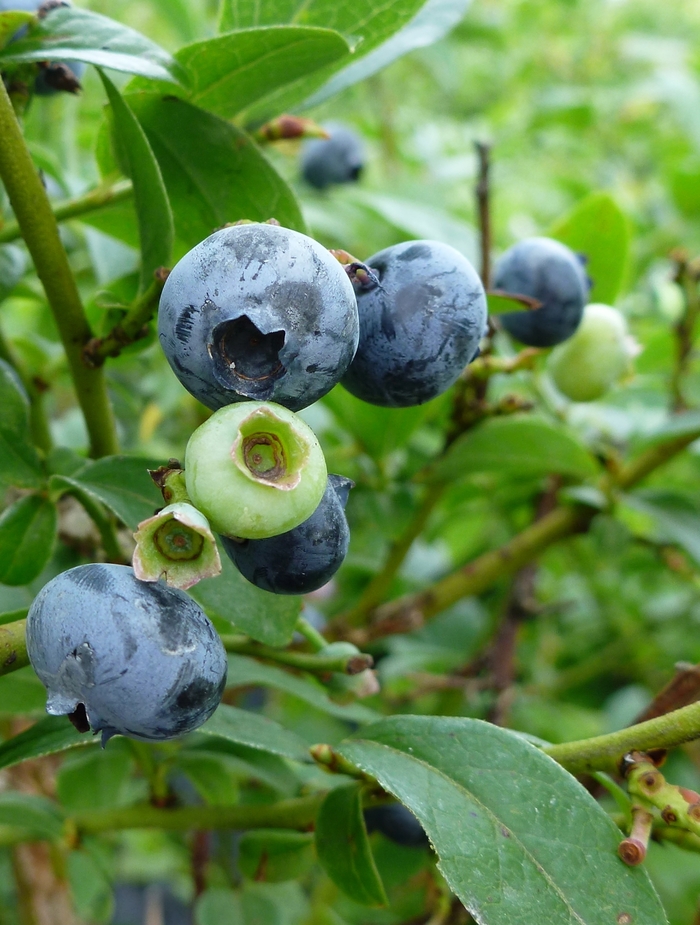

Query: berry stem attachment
left=618, top=806, right=654, bottom=866
left=295, top=616, right=327, bottom=652
left=0, top=79, right=118, bottom=458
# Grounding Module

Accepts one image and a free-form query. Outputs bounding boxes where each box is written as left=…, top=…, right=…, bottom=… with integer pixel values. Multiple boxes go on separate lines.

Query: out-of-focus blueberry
left=220, top=474, right=352, bottom=595
left=301, top=123, right=365, bottom=190
left=26, top=564, right=227, bottom=745
left=364, top=804, right=429, bottom=848
left=158, top=223, right=359, bottom=413
left=0, top=0, right=85, bottom=94
left=493, top=237, right=590, bottom=347
left=341, top=240, right=488, bottom=407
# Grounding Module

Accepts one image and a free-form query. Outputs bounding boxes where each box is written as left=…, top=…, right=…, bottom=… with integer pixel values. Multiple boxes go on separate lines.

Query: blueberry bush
left=1, top=1, right=700, bottom=924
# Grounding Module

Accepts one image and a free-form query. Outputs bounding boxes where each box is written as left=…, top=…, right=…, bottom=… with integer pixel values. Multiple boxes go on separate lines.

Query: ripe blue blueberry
left=364, top=804, right=429, bottom=848
left=158, top=223, right=359, bottom=413
left=341, top=240, right=488, bottom=407
left=26, top=564, right=227, bottom=745
left=0, top=0, right=85, bottom=94
left=493, top=237, right=590, bottom=347
left=301, top=123, right=365, bottom=190
left=220, top=473, right=352, bottom=595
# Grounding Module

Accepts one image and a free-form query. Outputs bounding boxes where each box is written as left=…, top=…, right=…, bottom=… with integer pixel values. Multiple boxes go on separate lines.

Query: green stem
left=0, top=619, right=28, bottom=676
left=67, top=488, right=126, bottom=564
left=221, top=635, right=371, bottom=675
left=0, top=80, right=119, bottom=458
left=295, top=616, right=327, bottom=652
left=83, top=270, right=168, bottom=368
left=0, top=179, right=133, bottom=245
left=544, top=699, right=700, bottom=775
left=72, top=792, right=323, bottom=837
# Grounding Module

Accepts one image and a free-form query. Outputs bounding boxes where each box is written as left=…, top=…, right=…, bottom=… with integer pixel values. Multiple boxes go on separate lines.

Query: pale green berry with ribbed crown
left=184, top=402, right=327, bottom=540
left=547, top=303, right=638, bottom=402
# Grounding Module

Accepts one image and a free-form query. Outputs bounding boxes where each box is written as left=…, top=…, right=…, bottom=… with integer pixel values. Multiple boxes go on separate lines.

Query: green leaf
left=636, top=409, right=700, bottom=447
left=170, top=751, right=241, bottom=805
left=426, top=416, right=600, bottom=484
left=339, top=716, right=666, bottom=925
left=0, top=716, right=94, bottom=772
left=0, top=358, right=30, bottom=437
left=67, top=849, right=114, bottom=925
left=49, top=455, right=162, bottom=532
left=184, top=741, right=298, bottom=795
left=196, top=887, right=282, bottom=925
left=0, top=359, right=44, bottom=491
left=487, top=291, right=542, bottom=315
left=0, top=6, right=185, bottom=83
left=617, top=490, right=700, bottom=565
left=191, top=552, right=300, bottom=647
left=57, top=745, right=134, bottom=812
left=224, top=654, right=380, bottom=724
left=0, top=245, right=26, bottom=301
left=550, top=192, right=630, bottom=304
left=174, top=27, right=350, bottom=120
left=305, top=0, right=472, bottom=107
left=238, top=829, right=315, bottom=882
left=315, top=783, right=387, bottom=906
left=0, top=495, right=56, bottom=586
left=98, top=72, right=173, bottom=293
left=0, top=668, right=47, bottom=716
left=199, top=703, right=310, bottom=762
left=221, top=0, right=431, bottom=121
left=324, top=385, right=437, bottom=460
left=0, top=793, right=64, bottom=840
left=126, top=93, right=305, bottom=252
left=0, top=11, right=33, bottom=53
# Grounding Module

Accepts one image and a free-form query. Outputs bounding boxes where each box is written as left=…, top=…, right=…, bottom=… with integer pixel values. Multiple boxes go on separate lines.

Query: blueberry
left=26, top=564, right=227, bottom=745
left=0, top=0, right=85, bottom=94
left=341, top=240, right=488, bottom=407
left=493, top=237, right=590, bottom=347
left=364, top=804, right=429, bottom=849
left=158, top=223, right=359, bottom=412
left=301, top=123, right=365, bottom=190
left=220, top=474, right=352, bottom=595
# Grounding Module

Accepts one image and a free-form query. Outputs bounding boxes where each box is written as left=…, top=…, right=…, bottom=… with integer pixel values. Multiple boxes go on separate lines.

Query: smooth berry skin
left=364, top=805, right=429, bottom=848
left=158, top=223, right=359, bottom=413
left=220, top=474, right=352, bottom=595
left=493, top=237, right=590, bottom=347
left=341, top=240, right=488, bottom=407
left=0, top=0, right=85, bottom=94
left=301, top=123, right=365, bottom=190
left=26, top=564, right=227, bottom=745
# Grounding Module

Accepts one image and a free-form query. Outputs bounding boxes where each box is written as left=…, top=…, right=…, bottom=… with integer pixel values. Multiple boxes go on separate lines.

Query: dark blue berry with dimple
left=301, top=123, right=365, bottom=190
left=0, top=0, right=85, bottom=94
left=364, top=804, right=429, bottom=848
left=494, top=237, right=590, bottom=347
left=158, top=223, right=359, bottom=413
left=341, top=240, right=488, bottom=407
left=220, top=474, right=353, bottom=595
left=26, top=564, right=227, bottom=745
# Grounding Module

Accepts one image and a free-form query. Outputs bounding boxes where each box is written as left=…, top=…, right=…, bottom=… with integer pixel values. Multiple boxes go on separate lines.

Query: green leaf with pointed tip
left=199, top=703, right=310, bottom=762
left=0, top=793, right=64, bottom=840
left=239, top=830, right=315, bottom=882
left=550, top=192, right=630, bottom=304
left=0, top=495, right=56, bottom=586
left=316, top=783, right=388, bottom=906
left=0, top=716, right=94, bottom=772
left=99, top=72, right=173, bottom=293
left=224, top=654, right=379, bottom=724
left=125, top=93, right=305, bottom=251
left=49, top=455, right=162, bottom=532
left=338, top=716, right=666, bottom=925
left=191, top=552, right=300, bottom=647
left=426, top=416, right=600, bottom=484
left=0, top=6, right=184, bottom=83
left=175, top=27, right=351, bottom=119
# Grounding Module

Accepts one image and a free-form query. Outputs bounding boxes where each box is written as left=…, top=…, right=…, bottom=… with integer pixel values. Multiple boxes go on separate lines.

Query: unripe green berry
left=185, top=402, right=327, bottom=539
left=547, top=303, right=637, bottom=402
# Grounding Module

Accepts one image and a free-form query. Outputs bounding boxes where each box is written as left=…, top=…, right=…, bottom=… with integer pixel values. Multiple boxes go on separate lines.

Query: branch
left=0, top=620, right=28, bottom=675
left=475, top=141, right=492, bottom=288
left=0, top=80, right=119, bottom=458
left=669, top=251, right=700, bottom=412
left=0, top=179, right=133, bottom=245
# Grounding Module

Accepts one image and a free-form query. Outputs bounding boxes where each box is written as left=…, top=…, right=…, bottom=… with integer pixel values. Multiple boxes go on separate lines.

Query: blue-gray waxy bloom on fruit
left=220, top=473, right=353, bottom=595
left=300, top=123, right=365, bottom=190
left=158, top=222, right=359, bottom=412
left=26, top=564, right=227, bottom=745
left=493, top=237, right=590, bottom=347
left=341, top=240, right=488, bottom=407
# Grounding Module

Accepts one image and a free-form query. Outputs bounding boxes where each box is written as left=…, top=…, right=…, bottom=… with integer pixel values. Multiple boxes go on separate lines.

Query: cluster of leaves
left=1, top=1, right=700, bottom=924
